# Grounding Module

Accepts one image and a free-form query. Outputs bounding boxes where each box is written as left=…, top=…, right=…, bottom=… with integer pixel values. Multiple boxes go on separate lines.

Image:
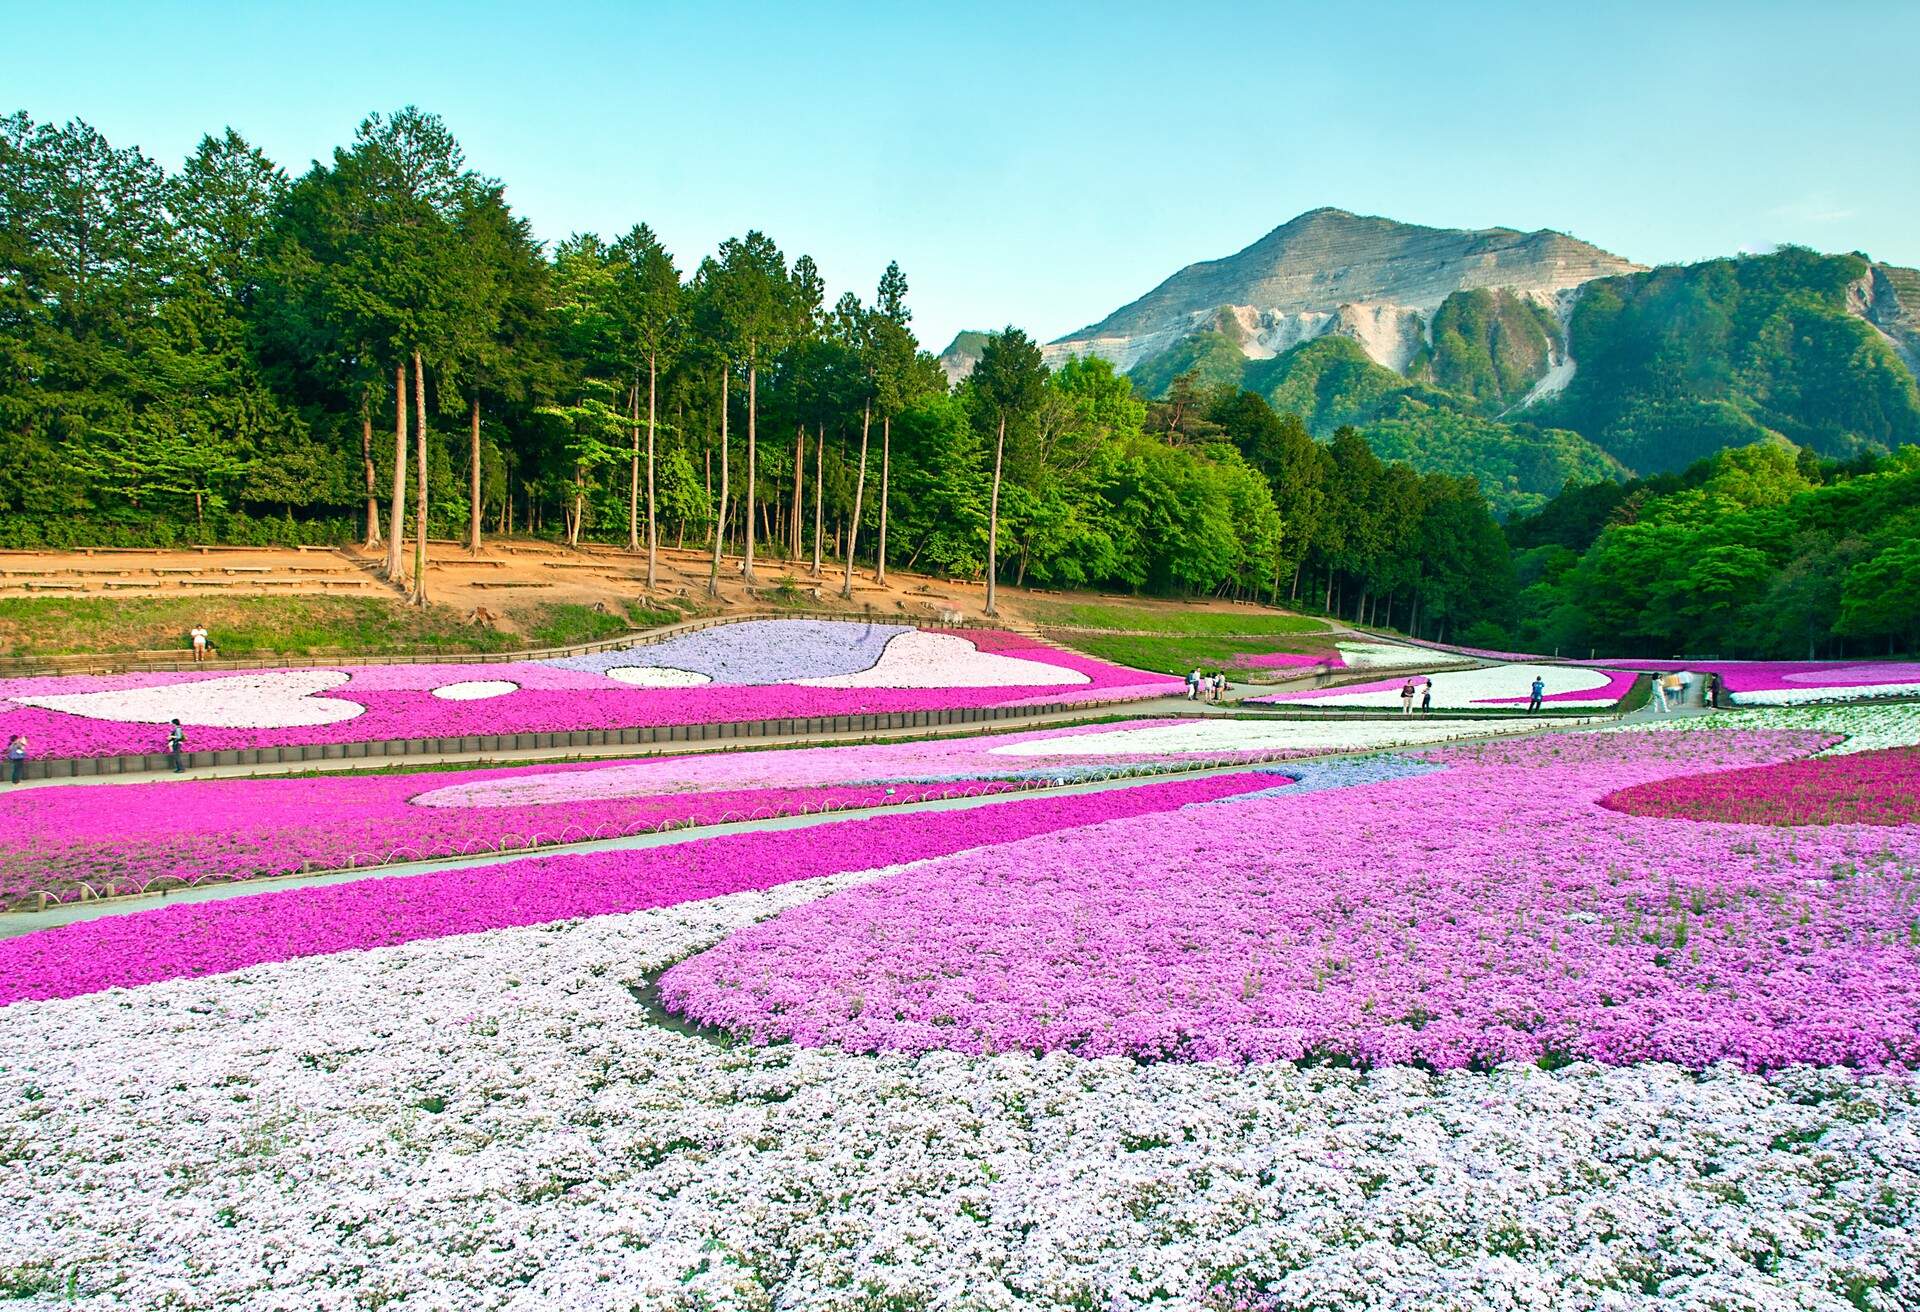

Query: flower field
left=1603, top=745, right=1920, bottom=826
left=663, top=729, right=1920, bottom=1071
left=1, top=684, right=1917, bottom=1305
left=1253, top=661, right=1636, bottom=708
left=0, top=805, right=1914, bottom=1307
left=0, top=620, right=1177, bottom=758
left=0, top=715, right=1535, bottom=905
left=0, top=772, right=1282, bottom=1005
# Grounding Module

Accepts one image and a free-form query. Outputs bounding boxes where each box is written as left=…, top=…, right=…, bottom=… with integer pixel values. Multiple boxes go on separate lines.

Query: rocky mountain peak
left=1041, top=209, right=1646, bottom=374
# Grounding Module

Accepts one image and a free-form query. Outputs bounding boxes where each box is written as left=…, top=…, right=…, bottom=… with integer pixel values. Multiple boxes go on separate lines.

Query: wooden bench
left=470, top=579, right=544, bottom=589
left=222, top=566, right=273, bottom=575
left=102, top=580, right=160, bottom=590
left=23, top=580, right=82, bottom=591
left=152, top=567, right=204, bottom=576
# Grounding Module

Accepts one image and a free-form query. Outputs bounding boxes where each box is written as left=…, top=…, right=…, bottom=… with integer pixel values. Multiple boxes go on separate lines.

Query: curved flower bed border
left=0, top=623, right=1180, bottom=759
left=0, top=771, right=1287, bottom=1006
left=0, top=714, right=1353, bottom=906
left=1623, top=702, right=1920, bottom=757
left=0, top=779, right=1037, bottom=908
left=1600, top=746, right=1920, bottom=827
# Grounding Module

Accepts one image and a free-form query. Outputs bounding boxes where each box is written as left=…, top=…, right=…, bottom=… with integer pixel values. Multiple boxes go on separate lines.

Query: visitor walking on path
left=1527, top=675, right=1546, bottom=713
left=1185, top=669, right=1198, bottom=701
left=1653, top=673, right=1681, bottom=714
left=1400, top=680, right=1416, bottom=715
left=1420, top=682, right=1432, bottom=715
left=189, top=624, right=210, bottom=663
left=5, top=734, right=26, bottom=784
left=166, top=720, right=187, bottom=773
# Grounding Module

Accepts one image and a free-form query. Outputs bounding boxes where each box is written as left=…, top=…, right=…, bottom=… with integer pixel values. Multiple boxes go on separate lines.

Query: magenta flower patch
left=0, top=622, right=1178, bottom=758
left=1602, top=746, right=1920, bottom=827
left=660, top=729, right=1920, bottom=1072
left=0, top=772, right=1282, bottom=1005
left=0, top=718, right=1315, bottom=905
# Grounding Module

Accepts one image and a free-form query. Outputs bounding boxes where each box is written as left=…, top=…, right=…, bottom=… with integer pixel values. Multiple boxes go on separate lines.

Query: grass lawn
left=1065, top=631, right=1334, bottom=676
left=1022, top=600, right=1324, bottom=637
left=0, top=596, right=686, bottom=660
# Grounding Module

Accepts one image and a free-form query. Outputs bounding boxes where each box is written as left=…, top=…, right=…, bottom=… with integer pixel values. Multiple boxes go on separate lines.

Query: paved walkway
left=0, top=759, right=1275, bottom=939
left=0, top=681, right=1418, bottom=790
left=0, top=700, right=1706, bottom=939
left=0, top=697, right=1205, bottom=790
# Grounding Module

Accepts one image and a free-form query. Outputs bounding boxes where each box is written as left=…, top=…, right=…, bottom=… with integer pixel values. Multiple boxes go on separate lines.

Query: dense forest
left=1496, top=441, right=1920, bottom=659
left=0, top=107, right=1508, bottom=634
left=3, top=107, right=1915, bottom=657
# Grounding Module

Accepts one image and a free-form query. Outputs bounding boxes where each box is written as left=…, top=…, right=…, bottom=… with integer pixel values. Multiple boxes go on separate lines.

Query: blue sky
left=10, top=1, right=1918, bottom=352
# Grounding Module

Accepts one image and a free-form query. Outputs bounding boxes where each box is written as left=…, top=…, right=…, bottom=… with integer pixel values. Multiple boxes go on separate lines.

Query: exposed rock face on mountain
left=1856, top=263, right=1920, bottom=370
left=938, top=217, right=1920, bottom=505
left=1044, top=208, right=1646, bottom=373
left=936, top=330, right=991, bottom=386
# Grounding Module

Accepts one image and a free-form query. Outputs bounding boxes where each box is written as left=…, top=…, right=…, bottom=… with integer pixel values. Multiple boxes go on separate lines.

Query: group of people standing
left=1186, top=669, right=1227, bottom=702
left=1398, top=679, right=1434, bottom=714
left=8, top=721, right=191, bottom=783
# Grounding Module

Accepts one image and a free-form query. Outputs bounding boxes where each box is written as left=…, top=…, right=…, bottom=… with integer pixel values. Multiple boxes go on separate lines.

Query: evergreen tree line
left=1, top=106, right=1516, bottom=631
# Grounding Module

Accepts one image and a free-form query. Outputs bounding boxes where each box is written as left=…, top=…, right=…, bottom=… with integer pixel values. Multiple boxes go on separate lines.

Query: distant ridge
left=1042, top=207, right=1646, bottom=373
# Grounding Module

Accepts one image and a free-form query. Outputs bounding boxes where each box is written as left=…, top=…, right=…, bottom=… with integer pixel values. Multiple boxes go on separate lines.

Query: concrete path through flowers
left=0, top=758, right=1277, bottom=940
left=0, top=697, right=1647, bottom=940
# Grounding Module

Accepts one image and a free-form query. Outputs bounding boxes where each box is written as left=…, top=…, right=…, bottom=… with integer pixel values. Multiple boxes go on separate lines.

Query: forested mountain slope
left=1104, top=245, right=1920, bottom=504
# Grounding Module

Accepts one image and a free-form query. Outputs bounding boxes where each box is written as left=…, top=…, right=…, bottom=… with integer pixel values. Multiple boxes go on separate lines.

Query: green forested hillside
left=1499, top=441, right=1920, bottom=658
left=1406, top=288, right=1560, bottom=408
left=1121, top=248, right=1920, bottom=517
left=1124, top=334, right=1617, bottom=516
left=1359, top=406, right=1624, bottom=516
left=1535, top=248, right=1920, bottom=473
left=1241, top=337, right=1430, bottom=430
left=1124, top=330, right=1248, bottom=400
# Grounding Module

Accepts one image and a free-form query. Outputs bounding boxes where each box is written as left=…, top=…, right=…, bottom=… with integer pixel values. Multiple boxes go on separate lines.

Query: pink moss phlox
left=1602, top=746, right=1920, bottom=827
left=0, top=772, right=1284, bottom=1005
left=660, top=729, right=1920, bottom=1072
left=0, top=719, right=1308, bottom=903
left=0, top=628, right=1179, bottom=758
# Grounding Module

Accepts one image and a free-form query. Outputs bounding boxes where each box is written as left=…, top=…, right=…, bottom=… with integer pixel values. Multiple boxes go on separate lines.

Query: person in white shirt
left=189, top=625, right=210, bottom=663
